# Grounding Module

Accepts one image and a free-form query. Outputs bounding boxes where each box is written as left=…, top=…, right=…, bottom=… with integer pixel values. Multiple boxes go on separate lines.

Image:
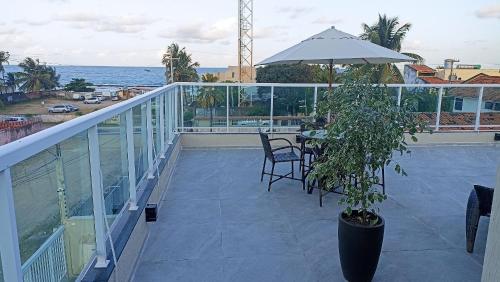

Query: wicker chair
left=466, top=184, right=494, bottom=253
left=259, top=130, right=303, bottom=191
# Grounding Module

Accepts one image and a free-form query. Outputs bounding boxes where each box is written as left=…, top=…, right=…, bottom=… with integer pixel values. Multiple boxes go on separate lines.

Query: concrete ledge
left=180, top=132, right=499, bottom=148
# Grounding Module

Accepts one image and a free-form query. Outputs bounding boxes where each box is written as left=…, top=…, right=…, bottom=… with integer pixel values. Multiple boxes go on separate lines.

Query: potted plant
left=311, top=71, right=427, bottom=282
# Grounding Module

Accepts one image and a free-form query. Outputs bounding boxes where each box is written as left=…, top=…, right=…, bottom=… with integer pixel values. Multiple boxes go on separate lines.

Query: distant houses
left=404, top=64, right=500, bottom=113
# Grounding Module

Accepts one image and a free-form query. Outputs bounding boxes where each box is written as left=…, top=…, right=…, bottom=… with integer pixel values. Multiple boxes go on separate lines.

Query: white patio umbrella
left=256, top=26, right=416, bottom=89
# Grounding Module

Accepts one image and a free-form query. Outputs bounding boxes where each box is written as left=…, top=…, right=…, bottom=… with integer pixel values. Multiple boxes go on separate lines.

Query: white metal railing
left=174, top=82, right=500, bottom=133
left=0, top=83, right=178, bottom=282
left=21, top=226, right=66, bottom=282
left=0, top=82, right=499, bottom=281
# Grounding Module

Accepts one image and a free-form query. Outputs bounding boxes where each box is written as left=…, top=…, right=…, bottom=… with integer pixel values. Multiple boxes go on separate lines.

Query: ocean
left=4, top=65, right=227, bottom=87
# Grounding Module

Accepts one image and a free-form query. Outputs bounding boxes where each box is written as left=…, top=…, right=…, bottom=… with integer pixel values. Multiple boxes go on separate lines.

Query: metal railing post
left=226, top=86, right=230, bottom=132
left=397, top=86, right=402, bottom=107
left=435, top=87, right=444, bottom=131
left=168, top=93, right=174, bottom=144
left=159, top=94, right=165, bottom=158
left=270, top=86, right=274, bottom=134
left=475, top=86, right=484, bottom=131
left=146, top=100, right=154, bottom=179
left=87, top=126, right=109, bottom=269
left=0, top=168, right=23, bottom=282
left=174, top=87, right=179, bottom=134
left=180, top=86, right=184, bottom=133
left=313, top=86, right=318, bottom=115
left=125, top=110, right=138, bottom=211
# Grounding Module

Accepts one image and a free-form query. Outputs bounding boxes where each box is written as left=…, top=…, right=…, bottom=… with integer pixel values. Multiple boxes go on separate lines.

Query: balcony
left=132, top=146, right=495, bottom=281
left=0, top=82, right=499, bottom=282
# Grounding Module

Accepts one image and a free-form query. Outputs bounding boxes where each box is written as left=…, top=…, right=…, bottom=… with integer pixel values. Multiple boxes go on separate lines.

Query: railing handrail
left=175, top=82, right=500, bottom=88
left=0, top=84, right=176, bottom=171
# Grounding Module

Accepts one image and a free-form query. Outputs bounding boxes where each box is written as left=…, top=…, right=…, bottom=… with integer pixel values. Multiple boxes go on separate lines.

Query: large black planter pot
left=338, top=211, right=385, bottom=282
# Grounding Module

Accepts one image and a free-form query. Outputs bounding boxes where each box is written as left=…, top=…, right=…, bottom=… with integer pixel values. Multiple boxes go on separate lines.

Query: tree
left=64, top=78, right=95, bottom=92
left=17, top=57, right=60, bottom=94
left=197, top=73, right=225, bottom=131
left=162, top=43, right=199, bottom=83
left=360, top=14, right=424, bottom=83
left=0, top=51, right=10, bottom=79
left=5, top=72, right=20, bottom=93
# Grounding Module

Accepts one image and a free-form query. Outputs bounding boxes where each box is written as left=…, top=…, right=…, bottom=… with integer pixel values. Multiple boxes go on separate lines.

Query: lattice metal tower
left=238, top=0, right=253, bottom=83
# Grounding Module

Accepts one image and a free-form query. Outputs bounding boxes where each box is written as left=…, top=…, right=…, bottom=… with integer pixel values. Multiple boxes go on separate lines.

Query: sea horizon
left=4, top=65, right=228, bottom=87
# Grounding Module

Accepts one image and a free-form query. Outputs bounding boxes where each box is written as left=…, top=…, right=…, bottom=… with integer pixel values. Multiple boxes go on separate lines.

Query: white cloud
left=158, top=17, right=236, bottom=43
left=312, top=16, right=342, bottom=26
left=476, top=4, right=500, bottom=19
left=254, top=26, right=289, bottom=39
left=15, top=19, right=52, bottom=26
left=52, top=12, right=155, bottom=34
left=276, top=6, right=313, bottom=19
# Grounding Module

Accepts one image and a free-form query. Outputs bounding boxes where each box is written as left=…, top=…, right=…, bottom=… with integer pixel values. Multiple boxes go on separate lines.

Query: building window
left=231, top=72, right=235, bottom=78
left=494, top=102, right=500, bottom=111
left=484, top=101, right=493, bottom=110
left=454, top=98, right=463, bottom=111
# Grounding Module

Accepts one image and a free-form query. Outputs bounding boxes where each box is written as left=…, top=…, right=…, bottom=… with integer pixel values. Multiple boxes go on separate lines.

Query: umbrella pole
left=328, top=61, right=333, bottom=91
left=327, top=60, right=333, bottom=123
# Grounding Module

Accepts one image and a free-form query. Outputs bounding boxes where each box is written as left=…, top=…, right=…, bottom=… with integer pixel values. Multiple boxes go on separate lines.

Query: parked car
left=72, top=94, right=85, bottom=101
left=48, top=105, right=71, bottom=113
left=111, top=96, right=119, bottom=101
left=84, top=97, right=101, bottom=104
left=4, top=116, right=28, bottom=122
left=65, top=104, right=80, bottom=112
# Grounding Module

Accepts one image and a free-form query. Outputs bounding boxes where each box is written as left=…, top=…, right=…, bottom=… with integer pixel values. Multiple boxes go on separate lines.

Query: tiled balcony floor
left=133, top=145, right=499, bottom=282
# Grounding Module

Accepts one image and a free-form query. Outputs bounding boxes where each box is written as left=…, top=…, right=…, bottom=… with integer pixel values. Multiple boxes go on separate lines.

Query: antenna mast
left=238, top=0, right=253, bottom=83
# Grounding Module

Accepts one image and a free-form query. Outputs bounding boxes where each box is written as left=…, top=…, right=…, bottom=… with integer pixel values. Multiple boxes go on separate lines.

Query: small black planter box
left=494, top=133, right=500, bottom=141
left=145, top=203, right=158, bottom=222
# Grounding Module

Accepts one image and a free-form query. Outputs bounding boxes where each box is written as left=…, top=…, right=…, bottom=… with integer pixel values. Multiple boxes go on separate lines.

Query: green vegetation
left=16, top=57, right=60, bottom=95
left=162, top=43, right=200, bottom=83
left=64, top=78, right=95, bottom=92
left=0, top=50, right=10, bottom=94
left=311, top=70, right=428, bottom=224
left=359, top=14, right=424, bottom=83
left=197, top=74, right=225, bottom=130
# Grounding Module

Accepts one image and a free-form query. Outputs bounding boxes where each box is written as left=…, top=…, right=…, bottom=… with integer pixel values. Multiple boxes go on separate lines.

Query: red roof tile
left=418, top=77, right=448, bottom=84
left=407, top=64, right=436, bottom=74
left=462, top=73, right=500, bottom=84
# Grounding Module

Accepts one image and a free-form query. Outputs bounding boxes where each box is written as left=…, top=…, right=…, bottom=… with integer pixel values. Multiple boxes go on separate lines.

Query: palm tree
left=162, top=43, right=199, bottom=83
left=360, top=14, right=424, bottom=83
left=5, top=73, right=19, bottom=93
left=197, top=73, right=224, bottom=131
left=17, top=57, right=60, bottom=95
left=0, top=51, right=10, bottom=78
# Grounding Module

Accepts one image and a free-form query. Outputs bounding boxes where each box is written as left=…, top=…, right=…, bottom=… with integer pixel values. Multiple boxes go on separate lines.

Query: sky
left=1, top=0, right=500, bottom=68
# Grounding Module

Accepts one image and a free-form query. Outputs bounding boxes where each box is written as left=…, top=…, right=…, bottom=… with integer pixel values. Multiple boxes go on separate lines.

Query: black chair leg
left=291, top=161, right=294, bottom=177
left=268, top=162, right=275, bottom=192
left=319, top=187, right=323, bottom=207
left=382, top=166, right=386, bottom=195
left=260, top=157, right=266, bottom=182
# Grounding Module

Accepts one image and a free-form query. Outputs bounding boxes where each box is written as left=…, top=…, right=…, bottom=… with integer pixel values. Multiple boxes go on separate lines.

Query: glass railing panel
left=98, top=114, right=130, bottom=227
left=132, top=104, right=149, bottom=185
left=479, top=87, right=500, bottom=130
left=11, top=131, right=96, bottom=281
left=166, top=92, right=170, bottom=143
left=181, top=85, right=227, bottom=132
left=272, top=86, right=315, bottom=133
left=0, top=255, right=3, bottom=282
left=401, top=86, right=440, bottom=130
left=228, top=85, right=271, bottom=133
left=152, top=97, right=161, bottom=155
left=440, top=86, right=478, bottom=131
